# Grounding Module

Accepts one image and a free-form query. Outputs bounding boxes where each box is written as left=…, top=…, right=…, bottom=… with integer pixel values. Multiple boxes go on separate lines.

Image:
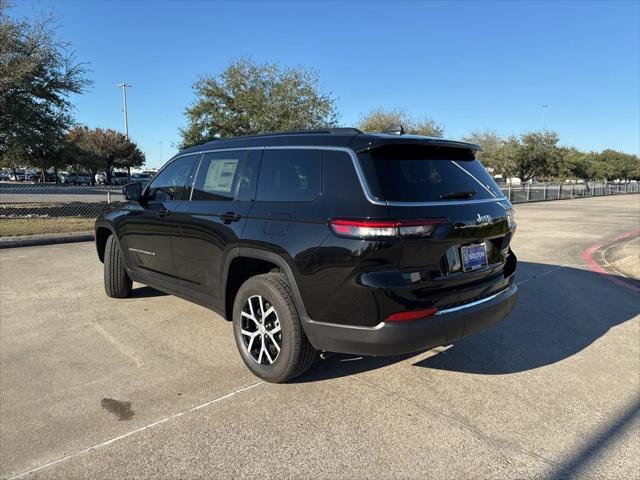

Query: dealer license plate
left=461, top=243, right=488, bottom=272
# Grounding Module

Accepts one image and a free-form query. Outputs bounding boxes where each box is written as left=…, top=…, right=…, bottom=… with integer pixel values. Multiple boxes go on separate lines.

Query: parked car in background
left=96, top=171, right=132, bottom=186
left=3, top=169, right=44, bottom=182
left=9, top=171, right=27, bottom=181
left=59, top=172, right=92, bottom=185
left=112, top=172, right=130, bottom=186
left=34, top=171, right=58, bottom=183
left=131, top=173, right=152, bottom=185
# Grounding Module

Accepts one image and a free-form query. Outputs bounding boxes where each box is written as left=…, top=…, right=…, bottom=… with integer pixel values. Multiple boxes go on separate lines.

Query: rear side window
left=256, top=149, right=321, bottom=202
left=359, top=145, right=502, bottom=202
left=191, top=151, right=246, bottom=201
left=147, top=154, right=199, bottom=202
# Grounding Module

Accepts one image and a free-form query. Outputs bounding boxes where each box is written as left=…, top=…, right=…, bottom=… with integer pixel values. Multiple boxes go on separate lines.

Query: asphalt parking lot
left=1, top=195, right=639, bottom=479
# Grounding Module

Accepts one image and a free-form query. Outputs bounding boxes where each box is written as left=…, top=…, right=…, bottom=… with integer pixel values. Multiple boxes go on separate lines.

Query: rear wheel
left=104, top=234, right=132, bottom=298
left=233, top=273, right=316, bottom=383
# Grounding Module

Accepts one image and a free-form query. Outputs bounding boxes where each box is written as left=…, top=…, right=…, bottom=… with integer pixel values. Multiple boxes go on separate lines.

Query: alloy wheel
left=240, top=295, right=282, bottom=365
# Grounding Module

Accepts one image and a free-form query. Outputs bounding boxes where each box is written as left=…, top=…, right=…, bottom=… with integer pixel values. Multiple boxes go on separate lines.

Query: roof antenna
left=382, top=124, right=405, bottom=135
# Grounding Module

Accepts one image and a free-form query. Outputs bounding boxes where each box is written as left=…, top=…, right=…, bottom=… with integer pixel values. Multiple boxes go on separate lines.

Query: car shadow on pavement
left=129, top=285, right=168, bottom=299
left=296, top=261, right=639, bottom=382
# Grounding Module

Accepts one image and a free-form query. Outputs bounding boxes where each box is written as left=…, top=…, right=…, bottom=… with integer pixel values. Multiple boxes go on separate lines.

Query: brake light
left=329, top=218, right=446, bottom=239
left=385, top=306, right=439, bottom=322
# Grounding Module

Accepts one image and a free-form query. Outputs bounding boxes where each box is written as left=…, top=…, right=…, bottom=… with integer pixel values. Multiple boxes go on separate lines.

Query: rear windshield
left=358, top=145, right=502, bottom=202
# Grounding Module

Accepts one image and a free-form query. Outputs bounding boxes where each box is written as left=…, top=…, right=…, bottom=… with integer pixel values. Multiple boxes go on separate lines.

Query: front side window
left=256, top=149, right=321, bottom=202
left=147, top=154, right=199, bottom=202
left=191, top=151, right=246, bottom=201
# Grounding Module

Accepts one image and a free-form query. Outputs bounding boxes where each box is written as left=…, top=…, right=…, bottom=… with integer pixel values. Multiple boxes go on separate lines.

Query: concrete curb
left=0, top=231, right=94, bottom=249
left=580, top=228, right=640, bottom=293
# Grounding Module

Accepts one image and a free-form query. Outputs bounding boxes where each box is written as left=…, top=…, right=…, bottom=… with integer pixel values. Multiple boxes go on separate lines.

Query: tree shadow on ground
left=552, top=397, right=640, bottom=478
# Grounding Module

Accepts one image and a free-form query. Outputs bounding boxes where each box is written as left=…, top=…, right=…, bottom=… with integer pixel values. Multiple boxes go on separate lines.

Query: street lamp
left=116, top=83, right=132, bottom=139
left=542, top=104, right=549, bottom=129
left=116, top=83, right=132, bottom=181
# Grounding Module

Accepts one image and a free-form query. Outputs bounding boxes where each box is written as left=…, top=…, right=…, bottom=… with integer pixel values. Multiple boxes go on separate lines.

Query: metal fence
left=0, top=183, right=123, bottom=237
left=0, top=181, right=638, bottom=236
left=500, top=181, right=639, bottom=203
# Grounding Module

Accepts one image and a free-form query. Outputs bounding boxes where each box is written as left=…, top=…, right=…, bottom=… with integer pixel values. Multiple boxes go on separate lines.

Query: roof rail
left=201, top=127, right=363, bottom=144
left=255, top=127, right=363, bottom=136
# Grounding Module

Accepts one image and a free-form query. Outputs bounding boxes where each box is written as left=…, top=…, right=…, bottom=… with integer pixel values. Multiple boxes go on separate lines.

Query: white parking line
left=91, top=322, right=144, bottom=368
left=0, top=255, right=27, bottom=261
left=7, top=381, right=265, bottom=480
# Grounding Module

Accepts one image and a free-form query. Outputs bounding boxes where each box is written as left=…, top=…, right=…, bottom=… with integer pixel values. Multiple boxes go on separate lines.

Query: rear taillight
left=385, top=306, right=439, bottom=322
left=329, top=218, right=446, bottom=239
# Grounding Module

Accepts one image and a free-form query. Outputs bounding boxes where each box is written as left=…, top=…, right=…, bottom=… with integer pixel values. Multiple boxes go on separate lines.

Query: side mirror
left=123, top=182, right=143, bottom=201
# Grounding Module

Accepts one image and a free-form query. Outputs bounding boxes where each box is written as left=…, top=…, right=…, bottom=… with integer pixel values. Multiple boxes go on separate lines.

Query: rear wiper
left=440, top=190, right=477, bottom=200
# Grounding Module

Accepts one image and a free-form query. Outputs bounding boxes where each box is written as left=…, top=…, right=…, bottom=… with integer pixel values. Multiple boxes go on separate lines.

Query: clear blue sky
left=11, top=0, right=640, bottom=167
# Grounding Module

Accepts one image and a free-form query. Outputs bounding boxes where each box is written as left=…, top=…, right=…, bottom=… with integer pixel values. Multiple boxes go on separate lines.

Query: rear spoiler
left=352, top=134, right=481, bottom=153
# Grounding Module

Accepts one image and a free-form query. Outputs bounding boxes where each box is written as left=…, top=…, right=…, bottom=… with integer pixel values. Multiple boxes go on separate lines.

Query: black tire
left=232, top=273, right=316, bottom=383
left=104, top=234, right=132, bottom=298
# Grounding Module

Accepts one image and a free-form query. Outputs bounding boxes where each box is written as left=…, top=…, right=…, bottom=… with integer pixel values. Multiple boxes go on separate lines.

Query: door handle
left=219, top=212, right=241, bottom=223
left=157, top=206, right=170, bottom=217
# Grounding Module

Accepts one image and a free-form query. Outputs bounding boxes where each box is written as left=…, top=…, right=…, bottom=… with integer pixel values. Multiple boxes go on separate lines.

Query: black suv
left=95, top=128, right=518, bottom=382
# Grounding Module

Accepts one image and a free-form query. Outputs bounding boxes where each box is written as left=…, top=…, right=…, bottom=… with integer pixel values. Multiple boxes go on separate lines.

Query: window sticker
left=204, top=159, right=238, bottom=193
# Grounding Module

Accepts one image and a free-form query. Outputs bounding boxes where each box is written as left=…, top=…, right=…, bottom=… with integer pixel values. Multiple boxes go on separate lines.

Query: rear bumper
left=301, top=284, right=518, bottom=356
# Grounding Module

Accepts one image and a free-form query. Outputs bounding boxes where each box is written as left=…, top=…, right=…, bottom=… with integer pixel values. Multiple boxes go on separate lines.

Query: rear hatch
left=357, top=143, right=516, bottom=307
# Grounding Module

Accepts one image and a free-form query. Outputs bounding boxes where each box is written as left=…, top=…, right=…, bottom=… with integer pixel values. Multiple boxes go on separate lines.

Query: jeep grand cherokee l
left=95, top=128, right=518, bottom=382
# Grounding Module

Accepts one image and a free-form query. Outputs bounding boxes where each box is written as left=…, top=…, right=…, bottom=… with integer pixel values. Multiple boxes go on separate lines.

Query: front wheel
left=232, top=273, right=316, bottom=383
left=104, top=235, right=132, bottom=298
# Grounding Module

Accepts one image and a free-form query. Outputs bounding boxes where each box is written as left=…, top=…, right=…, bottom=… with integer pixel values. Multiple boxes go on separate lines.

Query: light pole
left=116, top=83, right=132, bottom=138
left=542, top=104, right=549, bottom=129
left=116, top=83, right=132, bottom=181
left=159, top=141, right=163, bottom=164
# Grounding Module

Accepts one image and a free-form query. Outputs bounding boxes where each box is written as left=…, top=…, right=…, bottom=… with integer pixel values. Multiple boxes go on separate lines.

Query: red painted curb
left=580, top=228, right=640, bottom=293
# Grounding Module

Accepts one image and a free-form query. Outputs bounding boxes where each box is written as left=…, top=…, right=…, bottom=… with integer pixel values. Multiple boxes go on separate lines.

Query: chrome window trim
left=144, top=151, right=203, bottom=200
left=167, top=146, right=508, bottom=207
left=386, top=197, right=507, bottom=207
left=451, top=160, right=501, bottom=199
left=188, top=154, right=204, bottom=202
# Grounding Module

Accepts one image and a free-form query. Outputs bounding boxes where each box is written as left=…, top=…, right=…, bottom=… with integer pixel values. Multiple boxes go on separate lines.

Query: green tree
left=463, top=131, right=521, bottom=179
left=557, top=148, right=600, bottom=190
left=0, top=144, right=24, bottom=177
left=559, top=148, right=590, bottom=179
left=67, top=127, right=145, bottom=185
left=358, top=108, right=444, bottom=137
left=413, top=117, right=445, bottom=137
left=26, top=125, right=67, bottom=182
left=595, top=149, right=640, bottom=181
left=180, top=58, right=339, bottom=148
left=0, top=1, right=90, bottom=163
left=511, top=130, right=561, bottom=182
